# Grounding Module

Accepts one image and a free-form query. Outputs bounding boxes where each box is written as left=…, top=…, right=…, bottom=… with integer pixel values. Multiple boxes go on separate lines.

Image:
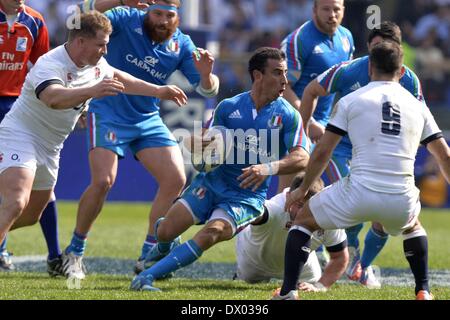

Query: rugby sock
left=66, top=231, right=87, bottom=257
left=140, top=234, right=157, bottom=259
left=141, top=240, right=203, bottom=281
left=345, top=223, right=364, bottom=249
left=39, top=201, right=62, bottom=260
left=403, top=231, right=429, bottom=294
left=360, top=227, right=388, bottom=269
left=280, top=227, right=312, bottom=296
left=0, top=237, right=7, bottom=254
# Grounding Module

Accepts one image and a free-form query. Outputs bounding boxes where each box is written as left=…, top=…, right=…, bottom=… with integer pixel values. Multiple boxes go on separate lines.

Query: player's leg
left=276, top=202, right=321, bottom=298
left=131, top=213, right=234, bottom=292
left=357, top=221, right=386, bottom=289
left=0, top=167, right=35, bottom=241
left=38, top=192, right=63, bottom=276
left=135, top=145, right=186, bottom=261
left=130, top=200, right=201, bottom=291
left=62, top=147, right=118, bottom=279
left=402, top=220, right=432, bottom=300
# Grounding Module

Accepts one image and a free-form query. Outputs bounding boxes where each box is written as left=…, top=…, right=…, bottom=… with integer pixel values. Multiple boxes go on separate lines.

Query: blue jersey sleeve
left=209, top=100, right=228, bottom=127
left=400, top=66, right=426, bottom=104
left=317, top=61, right=352, bottom=94
left=282, top=27, right=308, bottom=84
left=177, top=35, right=201, bottom=88
left=283, top=107, right=310, bottom=153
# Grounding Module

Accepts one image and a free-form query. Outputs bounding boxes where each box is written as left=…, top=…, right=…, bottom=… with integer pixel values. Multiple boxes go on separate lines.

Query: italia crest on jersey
left=342, top=37, right=351, bottom=53
left=193, top=187, right=206, bottom=200
left=167, top=39, right=180, bottom=54
left=268, top=114, right=283, bottom=129
left=16, top=37, right=28, bottom=52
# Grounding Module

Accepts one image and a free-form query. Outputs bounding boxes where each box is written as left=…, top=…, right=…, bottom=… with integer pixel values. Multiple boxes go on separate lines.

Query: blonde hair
left=68, top=11, right=112, bottom=42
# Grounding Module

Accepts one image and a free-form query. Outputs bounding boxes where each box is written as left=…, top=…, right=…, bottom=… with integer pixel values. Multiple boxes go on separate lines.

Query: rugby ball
left=191, top=125, right=233, bottom=173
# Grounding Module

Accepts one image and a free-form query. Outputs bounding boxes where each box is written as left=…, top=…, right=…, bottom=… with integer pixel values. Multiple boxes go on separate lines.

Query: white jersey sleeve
left=420, top=106, right=442, bottom=144
left=327, top=99, right=349, bottom=134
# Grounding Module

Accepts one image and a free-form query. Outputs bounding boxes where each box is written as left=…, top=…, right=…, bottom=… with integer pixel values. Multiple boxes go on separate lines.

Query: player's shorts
left=0, top=97, right=17, bottom=122
left=179, top=172, right=265, bottom=236
left=235, top=249, right=321, bottom=284
left=87, top=111, right=178, bottom=158
left=0, top=128, right=59, bottom=190
left=309, top=176, right=421, bottom=236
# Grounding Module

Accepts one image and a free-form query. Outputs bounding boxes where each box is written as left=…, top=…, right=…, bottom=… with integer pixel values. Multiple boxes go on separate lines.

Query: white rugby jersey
left=328, top=81, right=442, bottom=194
left=0, top=44, right=114, bottom=152
left=236, top=189, right=346, bottom=276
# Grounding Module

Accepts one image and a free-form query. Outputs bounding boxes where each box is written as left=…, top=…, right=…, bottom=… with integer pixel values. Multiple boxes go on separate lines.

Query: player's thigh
left=88, top=147, right=119, bottom=184
left=0, top=167, right=35, bottom=206
left=10, top=189, right=53, bottom=229
left=136, top=145, right=185, bottom=186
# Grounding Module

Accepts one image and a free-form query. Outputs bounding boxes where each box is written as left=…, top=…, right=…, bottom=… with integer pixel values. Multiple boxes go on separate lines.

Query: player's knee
left=91, top=174, right=116, bottom=192
left=196, top=225, right=231, bottom=248
left=159, top=173, right=185, bottom=194
left=156, top=221, right=176, bottom=242
left=4, top=195, right=29, bottom=218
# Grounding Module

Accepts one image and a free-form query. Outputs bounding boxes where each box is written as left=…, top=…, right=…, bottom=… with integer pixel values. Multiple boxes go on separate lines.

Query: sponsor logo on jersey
left=16, top=37, right=28, bottom=52
left=126, top=54, right=167, bottom=80
left=228, top=110, right=242, bottom=119
left=312, top=45, right=324, bottom=54
left=11, top=153, right=20, bottom=161
left=350, top=82, right=361, bottom=92
left=0, top=35, right=4, bottom=45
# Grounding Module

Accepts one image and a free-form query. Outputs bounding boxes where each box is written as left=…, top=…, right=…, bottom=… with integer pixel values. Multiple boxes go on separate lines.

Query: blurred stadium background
left=26, top=0, right=450, bottom=208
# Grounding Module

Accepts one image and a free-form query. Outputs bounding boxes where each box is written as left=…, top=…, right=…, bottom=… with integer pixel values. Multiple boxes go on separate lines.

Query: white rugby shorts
left=0, top=128, right=59, bottom=190
left=308, top=176, right=421, bottom=236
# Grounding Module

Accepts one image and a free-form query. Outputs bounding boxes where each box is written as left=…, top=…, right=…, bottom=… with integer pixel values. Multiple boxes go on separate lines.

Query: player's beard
left=144, top=16, right=179, bottom=43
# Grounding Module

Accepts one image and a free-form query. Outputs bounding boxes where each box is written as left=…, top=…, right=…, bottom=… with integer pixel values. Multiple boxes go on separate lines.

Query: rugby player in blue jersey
left=299, top=21, right=426, bottom=288
left=280, top=0, right=354, bottom=267
left=62, top=0, right=220, bottom=278
left=130, top=47, right=310, bottom=291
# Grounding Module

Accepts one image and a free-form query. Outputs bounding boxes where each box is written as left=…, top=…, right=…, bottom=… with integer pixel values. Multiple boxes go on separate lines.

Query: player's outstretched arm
left=82, top=0, right=153, bottom=13
left=113, top=68, right=187, bottom=106
left=301, top=80, right=328, bottom=141
left=427, top=137, right=450, bottom=183
left=285, top=131, right=341, bottom=212
left=39, top=79, right=124, bottom=109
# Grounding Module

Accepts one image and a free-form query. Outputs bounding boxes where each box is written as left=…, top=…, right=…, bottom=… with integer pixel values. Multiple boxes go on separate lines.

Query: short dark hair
left=68, top=11, right=112, bottom=42
left=248, top=47, right=286, bottom=82
left=369, top=41, right=404, bottom=75
left=289, top=172, right=324, bottom=199
left=368, top=21, right=402, bottom=45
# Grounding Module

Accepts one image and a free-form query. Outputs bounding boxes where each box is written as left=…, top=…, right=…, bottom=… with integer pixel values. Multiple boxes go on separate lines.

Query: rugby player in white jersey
left=0, top=11, right=187, bottom=279
left=274, top=41, right=450, bottom=300
left=235, top=173, right=348, bottom=292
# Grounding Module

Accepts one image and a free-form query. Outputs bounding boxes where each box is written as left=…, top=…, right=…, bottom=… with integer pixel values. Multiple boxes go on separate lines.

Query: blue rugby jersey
left=318, top=55, right=425, bottom=158
left=208, top=91, right=310, bottom=199
left=89, top=7, right=201, bottom=123
left=281, top=20, right=354, bottom=126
